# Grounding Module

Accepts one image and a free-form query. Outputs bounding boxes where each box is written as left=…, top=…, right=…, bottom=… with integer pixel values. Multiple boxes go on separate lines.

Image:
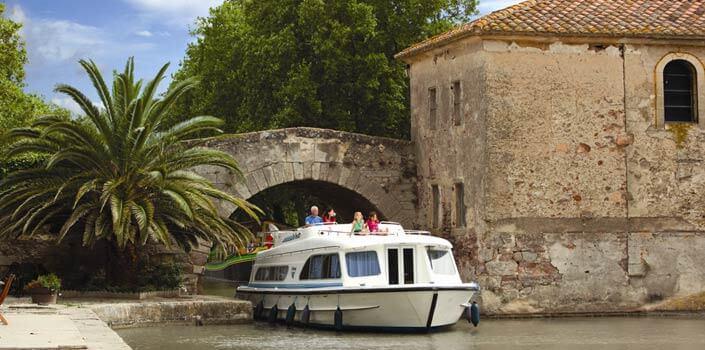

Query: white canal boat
left=235, top=222, right=480, bottom=332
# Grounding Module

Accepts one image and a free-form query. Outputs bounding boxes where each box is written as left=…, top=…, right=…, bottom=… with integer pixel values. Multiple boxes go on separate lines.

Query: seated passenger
left=304, top=205, right=323, bottom=225
left=351, top=211, right=366, bottom=234
left=366, top=211, right=380, bottom=233
left=264, top=234, right=274, bottom=248
left=323, top=209, right=337, bottom=223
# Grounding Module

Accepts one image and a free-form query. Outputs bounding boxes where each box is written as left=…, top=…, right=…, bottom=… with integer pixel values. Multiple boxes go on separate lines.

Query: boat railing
left=264, top=227, right=432, bottom=241
left=314, top=230, right=403, bottom=237
left=404, top=230, right=432, bottom=235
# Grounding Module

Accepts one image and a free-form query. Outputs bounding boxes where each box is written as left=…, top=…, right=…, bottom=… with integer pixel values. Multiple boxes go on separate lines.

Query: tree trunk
left=105, top=241, right=139, bottom=288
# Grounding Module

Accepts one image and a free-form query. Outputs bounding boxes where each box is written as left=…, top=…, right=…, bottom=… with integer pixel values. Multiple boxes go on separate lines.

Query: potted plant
left=24, top=273, right=61, bottom=304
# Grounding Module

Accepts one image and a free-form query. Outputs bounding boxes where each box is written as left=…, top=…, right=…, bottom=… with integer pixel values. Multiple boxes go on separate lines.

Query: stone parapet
left=89, top=297, right=252, bottom=328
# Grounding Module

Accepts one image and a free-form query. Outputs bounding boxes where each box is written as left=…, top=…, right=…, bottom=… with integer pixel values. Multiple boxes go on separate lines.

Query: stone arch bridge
left=196, top=128, right=417, bottom=226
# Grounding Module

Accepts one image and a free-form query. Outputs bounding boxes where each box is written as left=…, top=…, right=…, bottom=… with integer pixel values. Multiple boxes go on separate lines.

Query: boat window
left=345, top=251, right=381, bottom=277
left=427, top=249, right=456, bottom=275
left=403, top=248, right=414, bottom=284
left=387, top=249, right=399, bottom=285
left=300, top=254, right=341, bottom=280
left=254, top=266, right=289, bottom=281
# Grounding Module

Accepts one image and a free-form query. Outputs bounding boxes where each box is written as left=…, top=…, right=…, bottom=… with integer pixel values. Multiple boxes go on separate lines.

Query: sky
left=6, top=0, right=522, bottom=114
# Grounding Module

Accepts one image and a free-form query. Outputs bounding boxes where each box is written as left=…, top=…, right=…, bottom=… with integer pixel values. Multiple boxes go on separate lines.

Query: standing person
left=323, top=209, right=337, bottom=223
left=305, top=205, right=323, bottom=225
left=351, top=211, right=366, bottom=234
left=366, top=211, right=380, bottom=233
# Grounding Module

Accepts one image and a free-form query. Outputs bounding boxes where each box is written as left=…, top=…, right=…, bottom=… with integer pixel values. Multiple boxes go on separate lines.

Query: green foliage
left=0, top=152, right=46, bottom=178
left=37, top=273, right=62, bottom=291
left=79, top=263, right=182, bottom=292
left=25, top=273, right=62, bottom=292
left=0, top=3, right=25, bottom=85
left=0, top=4, right=67, bottom=151
left=0, top=57, right=260, bottom=253
left=170, top=0, right=478, bottom=139
left=136, top=263, right=182, bottom=291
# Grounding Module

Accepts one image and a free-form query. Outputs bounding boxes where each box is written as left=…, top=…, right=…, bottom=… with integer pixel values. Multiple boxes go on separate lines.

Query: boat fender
left=334, top=306, right=343, bottom=331
left=254, top=300, right=264, bottom=320
left=268, top=304, right=279, bottom=323
left=466, top=301, right=480, bottom=327
left=301, top=304, right=311, bottom=324
left=286, top=303, right=297, bottom=326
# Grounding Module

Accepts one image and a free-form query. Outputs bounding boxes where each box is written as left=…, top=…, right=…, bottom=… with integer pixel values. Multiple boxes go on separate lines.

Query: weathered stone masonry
left=400, top=35, right=705, bottom=315
left=197, top=127, right=418, bottom=227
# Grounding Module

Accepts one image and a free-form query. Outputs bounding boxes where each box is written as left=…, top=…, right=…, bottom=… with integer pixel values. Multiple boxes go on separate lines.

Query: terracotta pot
left=29, top=287, right=58, bottom=305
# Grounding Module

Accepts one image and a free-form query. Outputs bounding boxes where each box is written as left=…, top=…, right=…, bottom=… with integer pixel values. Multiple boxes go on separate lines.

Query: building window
left=254, top=266, right=289, bottom=281
left=428, top=87, right=437, bottom=130
left=431, top=185, right=440, bottom=228
left=452, top=81, right=462, bottom=126
left=300, top=254, right=340, bottom=280
left=664, top=59, right=698, bottom=123
left=454, top=182, right=465, bottom=227
left=345, top=251, right=381, bottom=277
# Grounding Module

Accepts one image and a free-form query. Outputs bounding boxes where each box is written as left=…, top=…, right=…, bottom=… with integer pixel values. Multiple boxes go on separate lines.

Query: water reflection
left=118, top=316, right=705, bottom=350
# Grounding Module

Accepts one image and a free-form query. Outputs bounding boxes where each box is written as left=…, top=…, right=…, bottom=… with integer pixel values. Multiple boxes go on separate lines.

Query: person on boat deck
left=323, top=208, right=337, bottom=223
left=366, top=211, right=380, bottom=233
left=264, top=234, right=274, bottom=248
left=305, top=205, right=323, bottom=225
left=351, top=211, right=366, bottom=234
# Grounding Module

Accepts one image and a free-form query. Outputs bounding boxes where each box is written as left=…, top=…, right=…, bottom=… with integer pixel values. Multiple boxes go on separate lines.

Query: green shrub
left=71, top=262, right=182, bottom=293
left=24, top=273, right=61, bottom=292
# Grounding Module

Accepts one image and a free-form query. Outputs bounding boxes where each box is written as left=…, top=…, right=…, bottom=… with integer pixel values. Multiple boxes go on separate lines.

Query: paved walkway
left=0, top=295, right=251, bottom=349
left=0, top=302, right=130, bottom=350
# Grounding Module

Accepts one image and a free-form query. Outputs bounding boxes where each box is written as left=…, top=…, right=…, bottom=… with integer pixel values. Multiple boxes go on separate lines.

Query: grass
left=652, top=292, right=705, bottom=311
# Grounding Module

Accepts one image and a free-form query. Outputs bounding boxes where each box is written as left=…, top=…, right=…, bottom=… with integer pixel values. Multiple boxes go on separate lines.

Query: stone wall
left=0, top=235, right=200, bottom=294
left=404, top=36, right=705, bottom=314
left=408, top=38, right=488, bottom=279
left=197, top=127, right=417, bottom=226
left=90, top=297, right=252, bottom=328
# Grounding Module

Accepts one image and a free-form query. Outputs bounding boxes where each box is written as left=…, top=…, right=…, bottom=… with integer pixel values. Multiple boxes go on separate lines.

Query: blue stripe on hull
left=246, top=282, right=343, bottom=288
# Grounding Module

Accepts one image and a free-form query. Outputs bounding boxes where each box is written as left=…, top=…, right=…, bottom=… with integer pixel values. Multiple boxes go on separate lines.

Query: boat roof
left=257, top=222, right=453, bottom=261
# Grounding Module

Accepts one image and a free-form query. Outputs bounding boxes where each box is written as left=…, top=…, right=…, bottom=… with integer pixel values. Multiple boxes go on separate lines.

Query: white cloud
left=50, top=97, right=84, bottom=116
left=11, top=5, right=105, bottom=65
left=123, top=0, right=224, bottom=25
left=33, top=21, right=104, bottom=63
left=8, top=4, right=26, bottom=24
left=135, top=30, right=153, bottom=37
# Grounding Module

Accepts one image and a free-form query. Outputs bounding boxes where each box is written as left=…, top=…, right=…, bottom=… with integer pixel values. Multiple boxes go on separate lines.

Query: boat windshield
left=427, top=248, right=456, bottom=275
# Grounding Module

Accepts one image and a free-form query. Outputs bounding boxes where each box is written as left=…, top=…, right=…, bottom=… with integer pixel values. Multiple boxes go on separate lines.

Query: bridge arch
left=197, top=128, right=417, bottom=227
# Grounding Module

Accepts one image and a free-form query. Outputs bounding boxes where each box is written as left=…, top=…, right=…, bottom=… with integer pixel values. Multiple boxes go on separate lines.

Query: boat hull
left=236, top=285, right=477, bottom=332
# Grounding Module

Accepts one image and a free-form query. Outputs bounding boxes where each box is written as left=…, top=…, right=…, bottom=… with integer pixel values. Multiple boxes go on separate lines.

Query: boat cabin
left=248, top=223, right=462, bottom=289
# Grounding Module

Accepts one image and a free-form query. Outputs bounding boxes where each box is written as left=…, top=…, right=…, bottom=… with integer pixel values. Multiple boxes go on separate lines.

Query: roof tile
left=396, top=0, right=705, bottom=59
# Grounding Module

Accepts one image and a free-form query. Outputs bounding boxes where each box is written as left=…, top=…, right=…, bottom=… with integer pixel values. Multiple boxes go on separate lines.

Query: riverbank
left=0, top=295, right=251, bottom=349
left=3, top=287, right=705, bottom=349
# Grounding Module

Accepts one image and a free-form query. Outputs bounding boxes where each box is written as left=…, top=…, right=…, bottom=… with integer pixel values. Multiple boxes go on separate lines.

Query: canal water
left=117, top=316, right=705, bottom=350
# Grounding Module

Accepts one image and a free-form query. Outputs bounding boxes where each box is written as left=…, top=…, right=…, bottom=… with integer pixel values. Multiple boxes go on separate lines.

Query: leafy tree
left=0, top=3, right=55, bottom=135
left=0, top=58, right=260, bottom=283
left=0, top=3, right=25, bottom=86
left=0, top=3, right=67, bottom=168
left=170, top=0, right=478, bottom=139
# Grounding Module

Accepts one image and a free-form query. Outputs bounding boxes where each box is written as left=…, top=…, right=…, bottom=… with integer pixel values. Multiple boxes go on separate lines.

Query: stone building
left=396, top=0, right=705, bottom=314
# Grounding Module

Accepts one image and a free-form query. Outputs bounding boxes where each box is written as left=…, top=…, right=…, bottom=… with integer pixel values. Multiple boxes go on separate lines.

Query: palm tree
left=0, top=58, right=259, bottom=281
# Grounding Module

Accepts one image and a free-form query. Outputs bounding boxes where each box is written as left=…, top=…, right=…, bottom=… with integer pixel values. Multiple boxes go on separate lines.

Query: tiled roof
left=396, top=0, right=705, bottom=59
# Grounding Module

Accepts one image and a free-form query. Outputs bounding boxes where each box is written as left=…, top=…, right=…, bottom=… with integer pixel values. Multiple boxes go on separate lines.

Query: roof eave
left=395, top=31, right=705, bottom=62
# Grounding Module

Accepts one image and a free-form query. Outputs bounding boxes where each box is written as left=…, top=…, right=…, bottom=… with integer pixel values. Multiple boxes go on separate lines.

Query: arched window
left=663, top=59, right=698, bottom=123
